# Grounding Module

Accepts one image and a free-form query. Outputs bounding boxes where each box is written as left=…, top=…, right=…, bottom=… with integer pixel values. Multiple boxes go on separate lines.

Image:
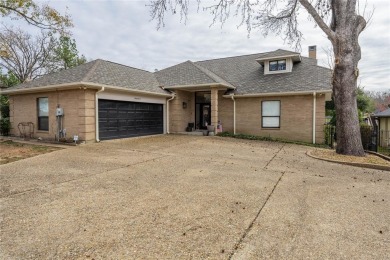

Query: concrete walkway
left=0, top=135, right=389, bottom=259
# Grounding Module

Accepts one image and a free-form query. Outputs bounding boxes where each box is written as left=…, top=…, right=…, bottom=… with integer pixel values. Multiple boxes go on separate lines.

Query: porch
left=166, top=85, right=234, bottom=134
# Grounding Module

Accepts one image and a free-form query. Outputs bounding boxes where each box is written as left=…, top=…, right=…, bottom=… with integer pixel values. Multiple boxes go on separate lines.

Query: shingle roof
left=155, top=60, right=234, bottom=88
left=7, top=59, right=167, bottom=94
left=195, top=53, right=331, bottom=94
left=5, top=49, right=332, bottom=96
left=155, top=60, right=216, bottom=87
left=255, top=49, right=300, bottom=60
left=375, top=108, right=390, bottom=117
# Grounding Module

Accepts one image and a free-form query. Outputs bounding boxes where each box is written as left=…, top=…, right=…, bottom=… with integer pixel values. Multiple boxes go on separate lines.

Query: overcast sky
left=8, top=0, right=390, bottom=91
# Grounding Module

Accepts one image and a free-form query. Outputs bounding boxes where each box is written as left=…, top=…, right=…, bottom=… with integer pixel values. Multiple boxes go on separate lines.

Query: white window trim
left=261, top=100, right=281, bottom=128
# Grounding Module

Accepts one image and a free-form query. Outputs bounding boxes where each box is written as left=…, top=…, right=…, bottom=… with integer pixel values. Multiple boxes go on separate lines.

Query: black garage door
left=98, top=99, right=163, bottom=140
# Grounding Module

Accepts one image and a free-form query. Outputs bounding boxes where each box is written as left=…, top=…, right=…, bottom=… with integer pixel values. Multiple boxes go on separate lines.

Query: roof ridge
left=195, top=53, right=263, bottom=63
left=82, top=59, right=101, bottom=82
left=155, top=60, right=192, bottom=74
left=188, top=61, right=219, bottom=84
left=192, top=62, right=234, bottom=88
left=195, top=49, right=300, bottom=63
left=98, top=59, right=153, bottom=73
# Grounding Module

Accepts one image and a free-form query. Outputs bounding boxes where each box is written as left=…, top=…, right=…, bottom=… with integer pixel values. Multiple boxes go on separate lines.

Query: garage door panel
left=98, top=99, right=163, bottom=140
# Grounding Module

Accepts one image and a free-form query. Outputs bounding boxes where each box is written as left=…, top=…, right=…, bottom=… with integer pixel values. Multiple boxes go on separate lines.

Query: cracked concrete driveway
left=0, top=135, right=389, bottom=259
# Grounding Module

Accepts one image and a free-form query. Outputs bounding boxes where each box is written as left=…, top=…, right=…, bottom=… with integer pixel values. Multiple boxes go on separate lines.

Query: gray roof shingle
left=375, top=108, right=390, bottom=117
left=5, top=49, right=332, bottom=96
left=7, top=59, right=167, bottom=94
left=155, top=60, right=218, bottom=87
left=194, top=54, right=331, bottom=94
left=255, top=49, right=300, bottom=60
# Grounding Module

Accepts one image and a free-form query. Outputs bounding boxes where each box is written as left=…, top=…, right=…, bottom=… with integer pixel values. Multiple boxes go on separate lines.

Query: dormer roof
left=255, top=49, right=301, bottom=65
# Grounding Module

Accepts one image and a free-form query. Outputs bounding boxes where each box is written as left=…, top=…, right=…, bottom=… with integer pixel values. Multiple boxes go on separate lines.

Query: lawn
left=378, top=146, right=390, bottom=156
left=0, top=140, right=61, bottom=165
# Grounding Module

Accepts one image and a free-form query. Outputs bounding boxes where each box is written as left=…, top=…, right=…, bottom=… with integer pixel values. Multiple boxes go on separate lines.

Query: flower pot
left=207, top=125, right=215, bottom=132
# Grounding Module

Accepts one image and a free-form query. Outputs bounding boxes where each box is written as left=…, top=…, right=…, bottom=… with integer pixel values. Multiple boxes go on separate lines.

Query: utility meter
left=56, top=107, right=64, bottom=116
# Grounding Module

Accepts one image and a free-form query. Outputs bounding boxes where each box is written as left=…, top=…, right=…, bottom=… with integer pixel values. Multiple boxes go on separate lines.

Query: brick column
left=211, top=88, right=218, bottom=130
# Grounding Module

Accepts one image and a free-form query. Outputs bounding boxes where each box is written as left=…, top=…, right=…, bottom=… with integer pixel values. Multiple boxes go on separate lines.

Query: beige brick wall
left=167, top=90, right=325, bottom=143
left=168, top=90, right=234, bottom=132
left=234, top=94, right=326, bottom=143
left=169, top=90, right=194, bottom=132
left=218, top=91, right=234, bottom=132
left=9, top=88, right=96, bottom=142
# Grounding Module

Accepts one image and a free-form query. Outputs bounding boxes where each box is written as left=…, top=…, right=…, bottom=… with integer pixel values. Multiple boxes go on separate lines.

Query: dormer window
left=256, top=51, right=301, bottom=75
left=269, top=60, right=286, bottom=71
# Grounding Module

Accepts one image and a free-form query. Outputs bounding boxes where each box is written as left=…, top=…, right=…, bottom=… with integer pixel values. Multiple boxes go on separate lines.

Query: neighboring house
left=1, top=47, right=332, bottom=144
left=374, top=108, right=390, bottom=147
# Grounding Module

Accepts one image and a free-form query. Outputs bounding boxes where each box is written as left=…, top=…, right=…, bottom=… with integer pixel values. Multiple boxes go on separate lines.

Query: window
left=262, top=101, right=280, bottom=128
left=37, top=97, right=49, bottom=131
left=269, top=60, right=286, bottom=71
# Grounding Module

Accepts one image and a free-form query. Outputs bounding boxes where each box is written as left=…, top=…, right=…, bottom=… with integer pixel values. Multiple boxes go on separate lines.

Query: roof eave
left=256, top=54, right=302, bottom=65
left=223, top=89, right=332, bottom=98
left=163, top=83, right=235, bottom=91
left=0, top=82, right=172, bottom=97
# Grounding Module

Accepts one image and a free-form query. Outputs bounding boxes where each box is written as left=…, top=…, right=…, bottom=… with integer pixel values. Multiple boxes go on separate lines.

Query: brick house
left=1, top=48, right=331, bottom=143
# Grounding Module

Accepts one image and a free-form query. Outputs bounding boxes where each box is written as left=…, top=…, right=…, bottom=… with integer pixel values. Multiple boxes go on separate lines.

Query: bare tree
left=149, top=0, right=373, bottom=156
left=0, top=26, right=57, bottom=82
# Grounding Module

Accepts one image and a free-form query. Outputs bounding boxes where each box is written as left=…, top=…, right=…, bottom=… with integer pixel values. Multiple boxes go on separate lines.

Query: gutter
left=230, top=95, right=236, bottom=134
left=166, top=94, right=176, bottom=134
left=313, top=92, right=317, bottom=144
left=1, top=82, right=172, bottom=97
left=95, top=87, right=105, bottom=142
left=164, top=83, right=235, bottom=90
left=222, top=90, right=331, bottom=98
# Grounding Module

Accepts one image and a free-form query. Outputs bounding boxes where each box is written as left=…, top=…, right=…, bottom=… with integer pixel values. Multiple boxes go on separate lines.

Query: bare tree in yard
left=149, top=0, right=371, bottom=156
left=0, top=26, right=57, bottom=82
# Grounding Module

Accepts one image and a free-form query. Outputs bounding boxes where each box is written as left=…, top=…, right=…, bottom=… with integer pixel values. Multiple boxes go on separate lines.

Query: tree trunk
left=331, top=0, right=366, bottom=156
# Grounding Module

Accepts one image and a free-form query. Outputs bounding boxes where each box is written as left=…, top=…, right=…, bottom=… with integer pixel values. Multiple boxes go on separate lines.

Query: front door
left=197, top=104, right=211, bottom=129
left=195, top=92, right=212, bottom=129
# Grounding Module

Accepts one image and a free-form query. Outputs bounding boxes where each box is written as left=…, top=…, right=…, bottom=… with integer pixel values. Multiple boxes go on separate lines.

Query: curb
left=0, top=137, right=72, bottom=149
left=365, top=150, right=390, bottom=161
left=306, top=151, right=390, bottom=172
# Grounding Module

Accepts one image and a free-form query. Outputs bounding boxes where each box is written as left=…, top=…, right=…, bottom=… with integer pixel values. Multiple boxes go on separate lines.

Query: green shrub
left=0, top=118, right=11, bottom=136
left=217, top=131, right=328, bottom=148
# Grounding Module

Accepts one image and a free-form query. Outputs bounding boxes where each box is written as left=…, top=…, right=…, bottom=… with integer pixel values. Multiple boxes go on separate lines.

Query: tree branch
left=298, top=0, right=336, bottom=42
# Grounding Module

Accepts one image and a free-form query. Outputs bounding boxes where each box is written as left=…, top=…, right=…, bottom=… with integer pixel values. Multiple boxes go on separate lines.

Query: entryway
left=195, top=92, right=211, bottom=130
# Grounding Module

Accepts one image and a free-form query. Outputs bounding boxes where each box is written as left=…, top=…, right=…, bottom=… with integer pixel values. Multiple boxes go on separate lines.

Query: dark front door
left=196, top=104, right=211, bottom=129
left=98, top=99, right=163, bottom=140
left=195, top=91, right=212, bottom=129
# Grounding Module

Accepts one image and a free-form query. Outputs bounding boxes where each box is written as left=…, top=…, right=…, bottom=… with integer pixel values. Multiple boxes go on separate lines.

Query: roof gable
left=155, top=60, right=218, bottom=87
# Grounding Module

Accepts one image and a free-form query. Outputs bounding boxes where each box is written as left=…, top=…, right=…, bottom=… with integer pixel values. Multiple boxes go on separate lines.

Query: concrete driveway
left=0, top=135, right=389, bottom=259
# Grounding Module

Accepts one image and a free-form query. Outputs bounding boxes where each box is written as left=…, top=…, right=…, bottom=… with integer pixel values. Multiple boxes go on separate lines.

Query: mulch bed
left=308, top=149, right=390, bottom=171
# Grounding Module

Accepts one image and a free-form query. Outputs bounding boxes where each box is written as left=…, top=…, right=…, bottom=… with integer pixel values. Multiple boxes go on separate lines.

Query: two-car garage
left=97, top=92, right=166, bottom=141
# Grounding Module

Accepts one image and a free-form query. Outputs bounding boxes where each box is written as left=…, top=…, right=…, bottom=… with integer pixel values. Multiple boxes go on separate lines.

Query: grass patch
left=0, top=140, right=61, bottom=165
left=378, top=146, right=390, bottom=157
left=217, top=132, right=329, bottom=148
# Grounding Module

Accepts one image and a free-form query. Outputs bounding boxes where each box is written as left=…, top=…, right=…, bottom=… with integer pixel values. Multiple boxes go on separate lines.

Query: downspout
left=231, top=94, right=236, bottom=135
left=313, top=92, right=317, bottom=144
left=95, top=86, right=105, bottom=142
left=166, top=94, right=176, bottom=134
